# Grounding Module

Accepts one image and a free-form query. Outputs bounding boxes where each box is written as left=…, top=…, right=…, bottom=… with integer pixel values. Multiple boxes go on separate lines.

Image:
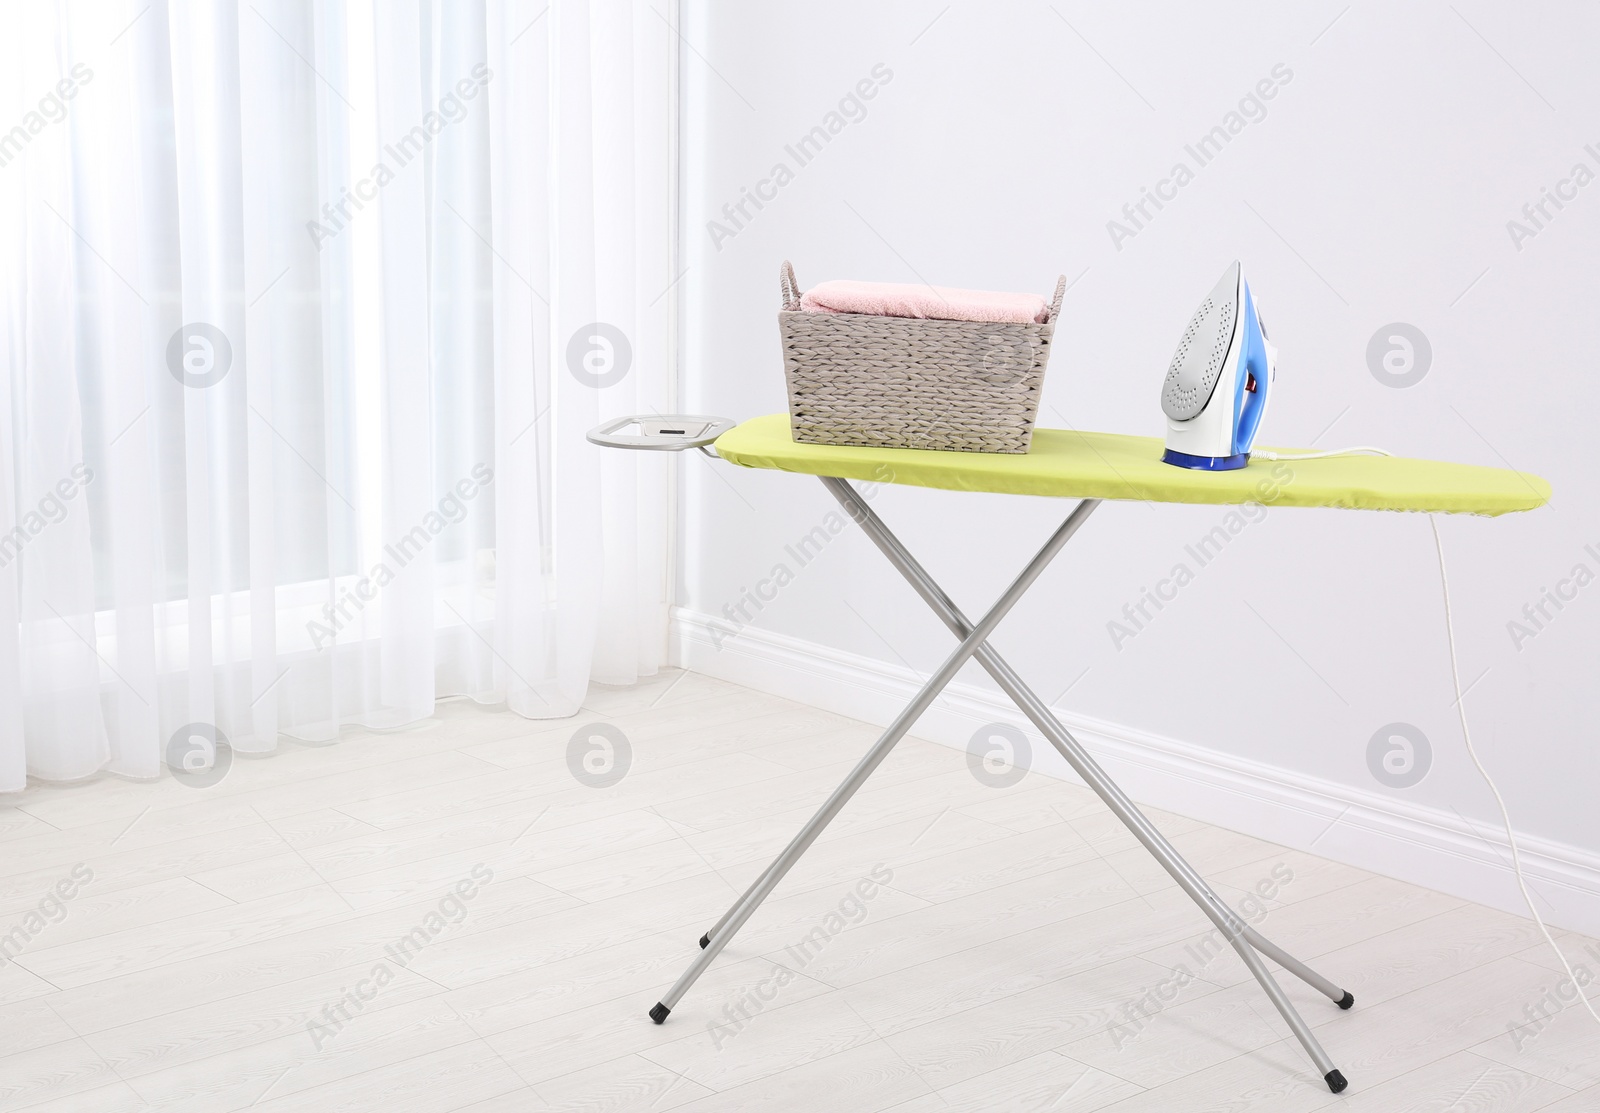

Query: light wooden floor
left=1, top=670, right=1596, bottom=1112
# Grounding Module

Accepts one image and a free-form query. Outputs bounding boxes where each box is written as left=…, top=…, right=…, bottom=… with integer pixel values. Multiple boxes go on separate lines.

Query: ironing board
left=646, top=414, right=1551, bottom=1096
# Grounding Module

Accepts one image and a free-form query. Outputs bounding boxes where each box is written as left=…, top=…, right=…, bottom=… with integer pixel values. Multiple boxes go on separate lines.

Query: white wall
left=674, top=1, right=1600, bottom=932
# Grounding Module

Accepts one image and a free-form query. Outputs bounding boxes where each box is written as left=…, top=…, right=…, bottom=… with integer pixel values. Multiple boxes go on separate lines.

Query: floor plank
left=1, top=669, right=1588, bottom=1112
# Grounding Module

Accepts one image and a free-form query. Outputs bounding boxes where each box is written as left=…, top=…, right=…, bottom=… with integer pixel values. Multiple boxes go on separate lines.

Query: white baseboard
left=672, top=606, right=1600, bottom=939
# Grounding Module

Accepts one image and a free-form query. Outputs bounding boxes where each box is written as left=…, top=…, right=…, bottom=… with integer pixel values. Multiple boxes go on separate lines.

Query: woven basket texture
left=777, top=261, right=1065, bottom=453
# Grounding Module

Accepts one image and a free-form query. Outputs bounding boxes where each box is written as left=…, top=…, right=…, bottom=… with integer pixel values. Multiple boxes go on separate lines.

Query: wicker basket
left=778, top=260, right=1066, bottom=453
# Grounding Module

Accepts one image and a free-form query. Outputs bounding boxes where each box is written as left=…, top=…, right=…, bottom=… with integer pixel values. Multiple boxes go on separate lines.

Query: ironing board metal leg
left=702, top=827, right=794, bottom=944
left=822, top=477, right=1350, bottom=1088
left=650, top=497, right=1101, bottom=1020
left=702, top=848, right=775, bottom=946
left=824, top=474, right=1355, bottom=1003
left=1223, top=930, right=1340, bottom=1078
left=1239, top=924, right=1351, bottom=1005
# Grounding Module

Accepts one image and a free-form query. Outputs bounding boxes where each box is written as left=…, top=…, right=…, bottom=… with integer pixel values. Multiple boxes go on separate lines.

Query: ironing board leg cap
left=1324, top=1070, right=1348, bottom=1093
left=699, top=933, right=711, bottom=949
left=649, top=1003, right=671, bottom=1024
left=1337, top=991, right=1354, bottom=1010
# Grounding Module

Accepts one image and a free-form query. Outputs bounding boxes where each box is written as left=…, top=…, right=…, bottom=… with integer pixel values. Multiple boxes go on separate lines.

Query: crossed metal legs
left=651, top=480, right=1352, bottom=1095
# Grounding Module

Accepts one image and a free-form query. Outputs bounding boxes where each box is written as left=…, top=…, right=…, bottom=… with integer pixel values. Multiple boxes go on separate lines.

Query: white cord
left=1249, top=429, right=1585, bottom=1017
left=1430, top=514, right=1600, bottom=1028
left=1252, top=446, right=1393, bottom=461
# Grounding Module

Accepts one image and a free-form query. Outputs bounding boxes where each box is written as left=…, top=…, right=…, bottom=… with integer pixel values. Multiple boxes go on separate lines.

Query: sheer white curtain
left=0, top=0, right=675, bottom=791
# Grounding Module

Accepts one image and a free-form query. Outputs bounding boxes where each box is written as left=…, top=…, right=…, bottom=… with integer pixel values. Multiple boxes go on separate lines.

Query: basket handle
left=1048, top=274, right=1067, bottom=323
left=780, top=260, right=801, bottom=311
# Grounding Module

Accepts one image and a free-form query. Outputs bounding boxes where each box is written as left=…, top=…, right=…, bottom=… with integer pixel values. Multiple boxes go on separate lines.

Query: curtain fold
left=0, top=0, right=675, bottom=792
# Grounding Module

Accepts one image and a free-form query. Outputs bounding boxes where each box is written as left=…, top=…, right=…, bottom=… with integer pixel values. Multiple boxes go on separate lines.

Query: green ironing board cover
left=715, top=414, right=1550, bottom=517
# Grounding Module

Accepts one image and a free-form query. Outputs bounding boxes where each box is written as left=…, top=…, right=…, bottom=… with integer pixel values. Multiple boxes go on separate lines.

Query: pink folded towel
left=799, top=279, right=1050, bottom=325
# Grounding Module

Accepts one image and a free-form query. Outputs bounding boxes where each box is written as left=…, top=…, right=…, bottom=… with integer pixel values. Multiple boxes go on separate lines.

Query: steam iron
left=1160, top=261, right=1276, bottom=470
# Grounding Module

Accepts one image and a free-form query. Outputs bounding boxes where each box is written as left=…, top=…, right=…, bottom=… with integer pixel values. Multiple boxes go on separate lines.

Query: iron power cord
left=1254, top=437, right=1594, bottom=1025
left=1251, top=447, right=1393, bottom=461
left=1429, top=514, right=1600, bottom=1029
